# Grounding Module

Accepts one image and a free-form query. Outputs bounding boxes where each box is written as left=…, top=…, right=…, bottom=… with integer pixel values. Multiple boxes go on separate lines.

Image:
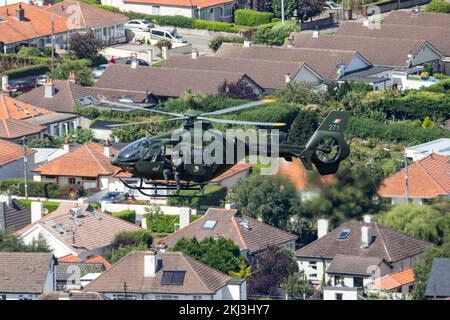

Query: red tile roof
left=211, top=163, right=252, bottom=183
left=0, top=94, right=50, bottom=120
left=58, top=254, right=112, bottom=269
left=378, top=153, right=450, bottom=199
left=0, top=118, right=45, bottom=139
left=122, top=0, right=233, bottom=8
left=278, top=158, right=334, bottom=190
left=0, top=3, right=70, bottom=45
left=32, top=142, right=131, bottom=178
left=375, top=268, right=415, bottom=291
left=0, top=139, right=35, bottom=166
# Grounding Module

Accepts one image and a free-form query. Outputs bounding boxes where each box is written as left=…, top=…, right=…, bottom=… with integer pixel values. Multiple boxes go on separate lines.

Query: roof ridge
left=417, top=154, right=448, bottom=193
left=231, top=216, right=248, bottom=250
left=182, top=253, right=217, bottom=293
left=0, top=94, right=10, bottom=119
left=374, top=223, right=392, bottom=262
left=1, top=119, right=11, bottom=137
left=85, top=143, right=109, bottom=175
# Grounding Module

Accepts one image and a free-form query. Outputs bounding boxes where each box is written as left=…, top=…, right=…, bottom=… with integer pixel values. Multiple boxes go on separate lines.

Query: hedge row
left=1, top=64, right=49, bottom=80
left=112, top=209, right=136, bottom=223
left=0, top=179, right=86, bottom=200
left=234, top=9, right=274, bottom=26
left=146, top=213, right=202, bottom=233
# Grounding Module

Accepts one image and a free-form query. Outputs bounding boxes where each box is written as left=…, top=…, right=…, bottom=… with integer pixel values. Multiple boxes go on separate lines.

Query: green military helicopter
left=104, top=100, right=352, bottom=197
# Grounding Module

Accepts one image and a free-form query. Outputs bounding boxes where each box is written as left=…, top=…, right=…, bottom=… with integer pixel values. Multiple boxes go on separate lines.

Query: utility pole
left=405, top=156, right=409, bottom=203
left=22, top=137, right=28, bottom=199
left=51, top=15, right=55, bottom=73
left=281, top=0, right=285, bottom=23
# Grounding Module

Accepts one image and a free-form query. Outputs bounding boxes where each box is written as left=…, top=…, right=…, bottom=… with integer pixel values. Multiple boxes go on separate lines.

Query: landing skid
left=119, top=178, right=207, bottom=198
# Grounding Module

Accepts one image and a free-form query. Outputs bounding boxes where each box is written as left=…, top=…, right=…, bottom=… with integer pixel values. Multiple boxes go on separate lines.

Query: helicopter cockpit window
left=143, top=144, right=163, bottom=162
left=116, top=138, right=152, bottom=162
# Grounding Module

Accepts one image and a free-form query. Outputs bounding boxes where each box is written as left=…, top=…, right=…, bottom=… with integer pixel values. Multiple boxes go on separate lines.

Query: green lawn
left=19, top=200, right=60, bottom=214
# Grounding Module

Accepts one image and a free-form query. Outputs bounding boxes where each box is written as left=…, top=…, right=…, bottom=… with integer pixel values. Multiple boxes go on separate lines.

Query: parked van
left=150, top=28, right=187, bottom=43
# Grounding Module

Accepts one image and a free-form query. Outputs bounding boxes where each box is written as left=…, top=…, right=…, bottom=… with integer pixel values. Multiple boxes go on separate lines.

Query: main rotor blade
left=197, top=116, right=286, bottom=127
left=100, top=100, right=184, bottom=117
left=200, top=99, right=274, bottom=116
left=106, top=117, right=189, bottom=128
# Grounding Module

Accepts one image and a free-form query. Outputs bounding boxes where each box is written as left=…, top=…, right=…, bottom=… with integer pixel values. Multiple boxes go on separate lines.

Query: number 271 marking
left=328, top=124, right=340, bottom=131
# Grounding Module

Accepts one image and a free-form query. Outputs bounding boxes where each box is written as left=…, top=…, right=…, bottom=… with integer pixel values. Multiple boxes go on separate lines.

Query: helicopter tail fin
left=299, top=110, right=352, bottom=175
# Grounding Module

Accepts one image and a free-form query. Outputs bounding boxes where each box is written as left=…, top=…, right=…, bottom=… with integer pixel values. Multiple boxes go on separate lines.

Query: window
left=193, top=296, right=202, bottom=300
left=1, top=295, right=6, bottom=300
left=335, top=293, right=343, bottom=300
left=202, top=220, right=217, bottom=230
left=222, top=3, right=233, bottom=17
left=155, top=295, right=179, bottom=300
left=337, top=229, right=350, bottom=240
left=152, top=5, right=160, bottom=15
left=353, top=277, right=364, bottom=288
left=68, top=177, right=76, bottom=185
left=334, top=275, right=344, bottom=286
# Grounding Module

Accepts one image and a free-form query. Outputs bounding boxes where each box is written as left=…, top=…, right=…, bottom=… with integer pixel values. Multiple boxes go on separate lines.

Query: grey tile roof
left=1, top=199, right=31, bottom=232
left=23, top=112, right=78, bottom=126
left=37, top=291, right=110, bottom=300
left=161, top=208, right=297, bottom=254
left=425, top=258, right=450, bottom=298
left=326, top=254, right=385, bottom=276
left=216, top=43, right=361, bottom=79
left=0, top=252, right=54, bottom=294
left=83, top=251, right=237, bottom=295
left=55, top=262, right=106, bottom=282
left=95, top=64, right=253, bottom=97
left=295, top=221, right=431, bottom=263
left=383, top=10, right=450, bottom=29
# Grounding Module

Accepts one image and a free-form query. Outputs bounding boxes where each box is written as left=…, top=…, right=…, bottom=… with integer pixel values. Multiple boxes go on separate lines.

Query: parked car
left=100, top=191, right=126, bottom=204
left=92, top=64, right=109, bottom=79
left=124, top=58, right=150, bottom=66
left=149, top=28, right=187, bottom=44
left=323, top=1, right=342, bottom=10
left=124, top=19, right=154, bottom=32
left=6, top=80, right=35, bottom=92
left=36, top=74, right=48, bottom=86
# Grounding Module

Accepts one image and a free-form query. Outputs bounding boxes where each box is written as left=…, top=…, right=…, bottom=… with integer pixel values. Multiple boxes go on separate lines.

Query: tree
left=412, top=241, right=450, bottom=300
left=68, top=128, right=94, bottom=144
left=248, top=245, right=298, bottom=298
left=111, top=125, right=148, bottom=142
left=0, top=231, right=50, bottom=252
left=288, top=110, right=319, bottom=145
left=272, top=0, right=296, bottom=19
left=228, top=174, right=299, bottom=230
left=172, top=237, right=244, bottom=274
left=51, top=59, right=94, bottom=86
left=229, top=260, right=252, bottom=279
left=377, top=204, right=449, bottom=245
left=69, top=32, right=105, bottom=59
left=104, top=230, right=153, bottom=264
left=424, top=0, right=450, bottom=13
left=275, top=82, right=325, bottom=105
left=218, top=80, right=260, bottom=101
left=296, top=0, right=325, bottom=22
left=280, top=272, right=314, bottom=299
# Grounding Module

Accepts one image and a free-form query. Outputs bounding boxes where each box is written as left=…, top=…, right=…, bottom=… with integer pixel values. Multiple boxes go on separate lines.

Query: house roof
left=17, top=202, right=141, bottom=255
left=0, top=94, right=50, bottom=120
left=83, top=251, right=238, bottom=295
left=211, top=163, right=252, bottom=183
left=46, top=0, right=128, bottom=29
left=425, top=258, right=450, bottom=298
left=374, top=268, right=415, bottom=291
left=121, top=0, right=233, bottom=8
left=0, top=118, right=45, bottom=139
left=0, top=198, right=31, bottom=232
left=383, top=10, right=450, bottom=29
left=16, top=80, right=149, bottom=114
left=295, top=221, right=431, bottom=263
left=0, top=138, right=34, bottom=166
left=289, top=33, right=440, bottom=68
left=0, top=252, right=54, bottom=294
left=335, top=21, right=450, bottom=57
left=278, top=158, right=334, bottom=190
left=164, top=55, right=312, bottom=90
left=37, top=291, right=109, bottom=300
left=58, top=254, right=112, bottom=268
left=95, top=64, right=255, bottom=97
left=215, top=43, right=364, bottom=79
left=0, top=3, right=69, bottom=45
left=326, top=254, right=384, bottom=276
left=160, top=208, right=297, bottom=254
left=31, top=142, right=130, bottom=178
left=405, top=138, right=450, bottom=158
left=378, top=153, right=450, bottom=199
left=55, top=262, right=106, bottom=282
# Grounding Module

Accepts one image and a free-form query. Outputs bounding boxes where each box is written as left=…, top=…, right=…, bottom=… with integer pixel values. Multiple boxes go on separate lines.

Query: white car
left=150, top=28, right=187, bottom=43
left=323, top=1, right=343, bottom=10
left=124, top=19, right=154, bottom=32
left=36, top=74, right=48, bottom=86
left=92, top=64, right=109, bottom=79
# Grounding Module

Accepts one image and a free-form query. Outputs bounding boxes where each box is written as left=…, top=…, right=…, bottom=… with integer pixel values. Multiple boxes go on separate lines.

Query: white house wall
left=344, top=54, right=371, bottom=74
left=412, top=44, right=443, bottom=70
left=297, top=258, right=332, bottom=284
left=293, top=66, right=322, bottom=83
left=21, top=225, right=76, bottom=258
left=123, top=3, right=194, bottom=17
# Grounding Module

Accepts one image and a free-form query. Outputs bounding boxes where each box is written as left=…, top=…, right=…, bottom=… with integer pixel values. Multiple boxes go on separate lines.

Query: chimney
left=144, top=250, right=158, bottom=277
left=317, top=219, right=329, bottom=239
left=155, top=242, right=168, bottom=253
left=70, top=207, right=83, bottom=218
left=1, top=75, right=9, bottom=91
left=363, top=214, right=375, bottom=224
left=312, top=31, right=319, bottom=38
left=147, top=49, right=154, bottom=62
left=363, top=19, right=369, bottom=27
left=285, top=73, right=291, bottom=83
left=225, top=202, right=236, bottom=210
left=361, top=225, right=373, bottom=248
left=191, top=49, right=199, bottom=59
left=130, top=54, right=138, bottom=69
left=63, top=136, right=70, bottom=153
left=104, top=138, right=112, bottom=157
left=31, top=201, right=44, bottom=223
left=68, top=72, right=78, bottom=84
left=179, top=207, right=191, bottom=229
left=16, top=4, right=25, bottom=22
left=44, top=79, right=55, bottom=98
left=161, top=46, right=168, bottom=60
left=243, top=40, right=252, bottom=48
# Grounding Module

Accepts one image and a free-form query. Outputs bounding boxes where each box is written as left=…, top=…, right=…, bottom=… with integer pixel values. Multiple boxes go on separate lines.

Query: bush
left=19, top=200, right=60, bottom=213
left=192, top=19, right=242, bottom=32
left=155, top=39, right=173, bottom=50
left=234, top=9, right=274, bottom=26
left=167, top=185, right=227, bottom=209
left=112, top=209, right=136, bottom=223
left=146, top=214, right=179, bottom=233
left=79, top=106, right=100, bottom=120
left=209, top=35, right=244, bottom=52
left=111, top=230, right=153, bottom=249
left=2, top=64, right=49, bottom=80
left=252, top=20, right=299, bottom=46
left=424, top=0, right=450, bottom=13
left=0, top=179, right=61, bottom=198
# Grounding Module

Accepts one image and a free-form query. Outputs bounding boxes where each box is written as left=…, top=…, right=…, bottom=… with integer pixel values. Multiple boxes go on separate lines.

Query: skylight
left=337, top=229, right=350, bottom=240
left=202, top=220, right=217, bottom=230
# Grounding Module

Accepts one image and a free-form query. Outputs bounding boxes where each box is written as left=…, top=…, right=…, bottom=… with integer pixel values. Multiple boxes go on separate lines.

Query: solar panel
left=337, top=229, right=350, bottom=240
left=202, top=220, right=217, bottom=230
left=161, top=271, right=186, bottom=286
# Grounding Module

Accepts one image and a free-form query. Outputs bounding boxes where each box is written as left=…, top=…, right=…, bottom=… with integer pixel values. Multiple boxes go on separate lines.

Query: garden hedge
left=234, top=9, right=274, bottom=26
left=112, top=209, right=136, bottom=223
left=2, top=64, right=49, bottom=80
